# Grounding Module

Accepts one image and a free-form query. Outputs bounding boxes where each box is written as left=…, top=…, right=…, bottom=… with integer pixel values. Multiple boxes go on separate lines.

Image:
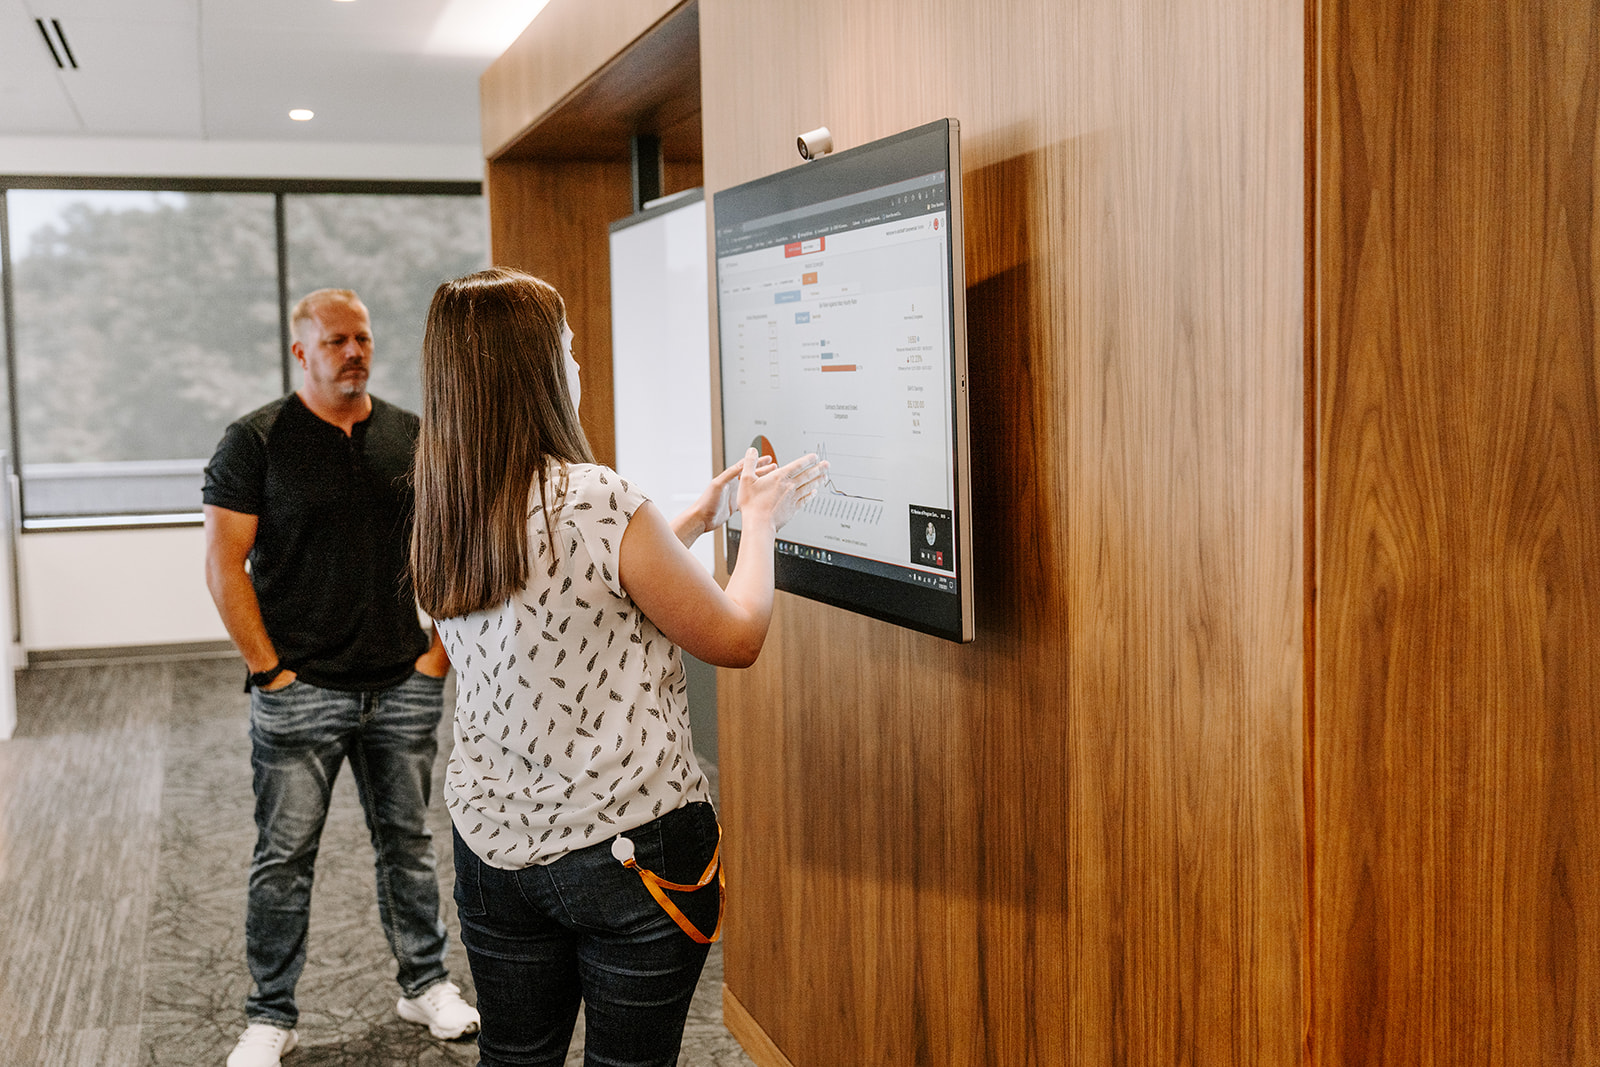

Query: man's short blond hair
left=290, top=289, right=367, bottom=339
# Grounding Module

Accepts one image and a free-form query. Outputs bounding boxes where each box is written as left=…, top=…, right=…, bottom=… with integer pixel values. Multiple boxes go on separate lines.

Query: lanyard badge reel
left=611, top=827, right=725, bottom=944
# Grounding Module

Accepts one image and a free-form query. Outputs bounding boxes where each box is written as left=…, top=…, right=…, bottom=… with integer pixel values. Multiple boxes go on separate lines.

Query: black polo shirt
left=203, top=393, right=430, bottom=691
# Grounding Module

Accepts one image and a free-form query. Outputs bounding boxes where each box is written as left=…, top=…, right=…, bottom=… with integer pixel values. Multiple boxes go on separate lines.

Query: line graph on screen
left=799, top=437, right=886, bottom=525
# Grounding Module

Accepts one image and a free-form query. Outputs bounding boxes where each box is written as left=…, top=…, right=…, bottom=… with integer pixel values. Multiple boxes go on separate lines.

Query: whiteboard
left=608, top=191, right=714, bottom=571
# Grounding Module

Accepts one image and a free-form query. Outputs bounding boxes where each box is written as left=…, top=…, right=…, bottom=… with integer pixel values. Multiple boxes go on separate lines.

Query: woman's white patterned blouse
left=438, top=463, right=710, bottom=868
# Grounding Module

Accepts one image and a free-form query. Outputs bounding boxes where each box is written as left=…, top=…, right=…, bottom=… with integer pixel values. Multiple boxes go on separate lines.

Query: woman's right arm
left=617, top=449, right=825, bottom=667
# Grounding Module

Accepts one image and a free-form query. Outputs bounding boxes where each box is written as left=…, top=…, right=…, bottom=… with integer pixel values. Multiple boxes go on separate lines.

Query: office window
left=0, top=183, right=486, bottom=524
left=7, top=190, right=281, bottom=518
left=285, top=194, right=489, bottom=416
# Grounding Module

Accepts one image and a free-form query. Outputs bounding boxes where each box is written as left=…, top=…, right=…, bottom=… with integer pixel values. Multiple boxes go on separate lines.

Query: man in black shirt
left=203, top=289, right=478, bottom=1067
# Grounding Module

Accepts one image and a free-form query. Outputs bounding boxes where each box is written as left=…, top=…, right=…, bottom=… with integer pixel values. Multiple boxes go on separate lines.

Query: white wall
left=2, top=135, right=480, bottom=654
left=17, top=526, right=225, bottom=652
left=0, top=498, right=14, bottom=737
left=0, top=136, right=483, bottom=181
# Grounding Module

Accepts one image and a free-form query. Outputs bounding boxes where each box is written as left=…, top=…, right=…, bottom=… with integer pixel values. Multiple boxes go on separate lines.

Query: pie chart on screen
left=750, top=435, right=777, bottom=461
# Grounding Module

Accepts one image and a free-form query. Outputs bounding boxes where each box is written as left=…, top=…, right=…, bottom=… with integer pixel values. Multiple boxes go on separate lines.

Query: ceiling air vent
left=35, top=18, right=78, bottom=70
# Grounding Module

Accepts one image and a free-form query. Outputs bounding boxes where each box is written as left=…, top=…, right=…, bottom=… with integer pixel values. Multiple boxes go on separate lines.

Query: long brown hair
left=410, top=268, right=594, bottom=619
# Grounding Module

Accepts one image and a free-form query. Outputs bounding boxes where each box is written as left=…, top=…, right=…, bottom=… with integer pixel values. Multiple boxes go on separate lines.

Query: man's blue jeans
left=245, top=670, right=451, bottom=1027
left=452, top=801, right=720, bottom=1067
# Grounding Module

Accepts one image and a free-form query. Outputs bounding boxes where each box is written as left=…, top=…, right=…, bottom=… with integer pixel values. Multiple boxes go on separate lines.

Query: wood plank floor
left=0, top=654, right=755, bottom=1067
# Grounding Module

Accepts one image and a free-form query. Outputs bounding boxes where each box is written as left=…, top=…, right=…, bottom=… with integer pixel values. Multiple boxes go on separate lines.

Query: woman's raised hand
left=738, top=448, right=827, bottom=531
left=689, top=452, right=777, bottom=537
left=620, top=448, right=826, bottom=667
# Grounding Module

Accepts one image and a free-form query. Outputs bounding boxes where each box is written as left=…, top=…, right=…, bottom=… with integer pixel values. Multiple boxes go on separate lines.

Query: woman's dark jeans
left=452, top=801, right=720, bottom=1067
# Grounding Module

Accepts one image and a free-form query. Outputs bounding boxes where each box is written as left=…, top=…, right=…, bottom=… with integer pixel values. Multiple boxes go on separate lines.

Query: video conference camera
left=797, top=126, right=833, bottom=160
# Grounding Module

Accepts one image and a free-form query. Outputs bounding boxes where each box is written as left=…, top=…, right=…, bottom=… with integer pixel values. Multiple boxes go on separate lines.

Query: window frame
left=0, top=175, right=483, bottom=532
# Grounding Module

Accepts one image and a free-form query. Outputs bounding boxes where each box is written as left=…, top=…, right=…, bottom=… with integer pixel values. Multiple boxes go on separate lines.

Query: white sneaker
left=226, top=1022, right=298, bottom=1067
left=396, top=980, right=481, bottom=1039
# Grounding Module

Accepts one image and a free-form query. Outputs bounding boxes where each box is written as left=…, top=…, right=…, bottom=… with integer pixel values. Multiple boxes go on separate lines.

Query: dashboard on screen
left=714, top=119, right=974, bottom=642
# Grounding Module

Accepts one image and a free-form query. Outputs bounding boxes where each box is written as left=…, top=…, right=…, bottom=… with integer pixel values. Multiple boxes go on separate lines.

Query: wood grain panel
left=485, top=159, right=635, bottom=465
left=701, top=1, right=1305, bottom=1065
left=492, top=2, right=701, bottom=163
left=480, top=0, right=686, bottom=158
left=1314, top=1, right=1600, bottom=1063
left=664, top=160, right=703, bottom=197
left=723, top=987, right=799, bottom=1067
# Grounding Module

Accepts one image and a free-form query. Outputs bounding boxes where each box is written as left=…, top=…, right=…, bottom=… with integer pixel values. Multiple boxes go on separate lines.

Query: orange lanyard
left=610, top=826, right=725, bottom=944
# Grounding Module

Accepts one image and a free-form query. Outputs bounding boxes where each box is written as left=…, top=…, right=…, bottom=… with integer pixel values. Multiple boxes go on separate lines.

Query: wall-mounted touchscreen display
left=714, top=119, right=973, bottom=642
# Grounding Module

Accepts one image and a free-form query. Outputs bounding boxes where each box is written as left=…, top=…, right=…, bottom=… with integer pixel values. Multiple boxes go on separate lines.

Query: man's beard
left=336, top=369, right=369, bottom=398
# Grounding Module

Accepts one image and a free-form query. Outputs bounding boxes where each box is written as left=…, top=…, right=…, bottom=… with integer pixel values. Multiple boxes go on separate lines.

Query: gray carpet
left=0, top=655, right=753, bottom=1067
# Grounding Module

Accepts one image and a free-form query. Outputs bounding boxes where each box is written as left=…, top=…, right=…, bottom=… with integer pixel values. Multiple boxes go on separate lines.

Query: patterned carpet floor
left=0, top=654, right=753, bottom=1067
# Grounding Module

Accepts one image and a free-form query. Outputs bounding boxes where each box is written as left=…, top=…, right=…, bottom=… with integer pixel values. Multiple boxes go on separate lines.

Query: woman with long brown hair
left=410, top=267, right=824, bottom=1067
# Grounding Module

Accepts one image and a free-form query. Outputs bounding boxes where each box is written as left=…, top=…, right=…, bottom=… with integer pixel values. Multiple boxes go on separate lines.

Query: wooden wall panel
left=491, top=2, right=702, bottom=164
left=703, top=1, right=1305, bottom=1065
left=1313, top=1, right=1600, bottom=1064
left=480, top=0, right=685, bottom=158
left=664, top=160, right=703, bottom=196
left=485, top=159, right=634, bottom=465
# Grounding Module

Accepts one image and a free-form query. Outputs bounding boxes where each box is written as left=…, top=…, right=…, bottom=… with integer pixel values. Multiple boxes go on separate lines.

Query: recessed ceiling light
left=289, top=109, right=315, bottom=121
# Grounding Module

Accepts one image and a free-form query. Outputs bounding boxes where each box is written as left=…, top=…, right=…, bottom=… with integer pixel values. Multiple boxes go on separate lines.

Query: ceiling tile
left=0, top=0, right=515, bottom=145
left=203, top=0, right=442, bottom=46
left=20, top=0, right=196, bottom=21
left=47, top=16, right=204, bottom=136
left=203, top=38, right=481, bottom=142
left=0, top=0, right=85, bottom=134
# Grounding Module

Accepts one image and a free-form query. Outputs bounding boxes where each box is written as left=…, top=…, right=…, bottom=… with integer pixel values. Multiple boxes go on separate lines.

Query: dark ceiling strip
left=34, top=19, right=63, bottom=69
left=51, top=20, right=78, bottom=69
